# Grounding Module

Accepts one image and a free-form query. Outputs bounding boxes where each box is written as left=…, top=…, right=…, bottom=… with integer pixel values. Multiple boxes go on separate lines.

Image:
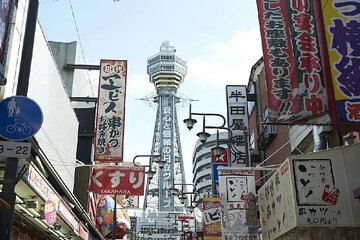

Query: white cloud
left=187, top=27, right=263, bottom=87
left=126, top=73, right=155, bottom=98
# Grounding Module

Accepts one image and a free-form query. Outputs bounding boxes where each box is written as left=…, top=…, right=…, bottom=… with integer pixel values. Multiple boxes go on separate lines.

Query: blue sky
left=38, top=0, right=263, bottom=182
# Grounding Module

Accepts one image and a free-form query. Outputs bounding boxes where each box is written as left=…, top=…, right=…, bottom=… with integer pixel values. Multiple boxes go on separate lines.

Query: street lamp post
left=183, top=104, right=251, bottom=166
left=132, top=154, right=163, bottom=181
left=0, top=1, right=39, bottom=239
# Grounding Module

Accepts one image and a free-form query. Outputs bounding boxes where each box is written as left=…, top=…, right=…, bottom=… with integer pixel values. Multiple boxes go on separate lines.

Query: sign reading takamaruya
left=94, top=60, right=127, bottom=162
left=89, top=165, right=145, bottom=195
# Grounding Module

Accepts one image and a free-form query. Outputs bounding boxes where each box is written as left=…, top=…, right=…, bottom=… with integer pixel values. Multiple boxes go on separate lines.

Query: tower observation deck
left=143, top=41, right=188, bottom=214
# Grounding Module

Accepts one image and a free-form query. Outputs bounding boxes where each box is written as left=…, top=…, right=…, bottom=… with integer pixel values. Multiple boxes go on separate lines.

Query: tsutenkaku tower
left=143, top=41, right=187, bottom=212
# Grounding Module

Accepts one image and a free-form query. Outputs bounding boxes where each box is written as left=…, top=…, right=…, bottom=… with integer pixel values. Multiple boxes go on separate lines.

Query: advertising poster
left=218, top=167, right=257, bottom=240
left=256, top=0, right=328, bottom=124
left=319, top=0, right=360, bottom=125
left=202, top=197, right=222, bottom=240
left=94, top=59, right=127, bottom=162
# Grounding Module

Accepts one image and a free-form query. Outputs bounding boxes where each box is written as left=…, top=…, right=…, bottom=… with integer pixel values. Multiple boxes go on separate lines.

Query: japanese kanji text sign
left=89, top=166, right=145, bottom=195
left=94, top=60, right=127, bottom=162
left=218, top=167, right=257, bottom=240
left=226, top=85, right=249, bottom=167
left=258, top=160, right=297, bottom=240
left=320, top=0, right=360, bottom=125
left=256, top=0, right=328, bottom=124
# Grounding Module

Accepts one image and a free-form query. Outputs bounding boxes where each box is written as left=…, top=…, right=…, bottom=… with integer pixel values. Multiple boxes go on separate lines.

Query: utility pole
left=0, top=0, right=39, bottom=239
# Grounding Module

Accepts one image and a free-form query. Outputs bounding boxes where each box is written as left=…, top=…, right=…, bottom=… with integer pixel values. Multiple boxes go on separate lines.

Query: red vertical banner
left=256, top=0, right=329, bottom=124
left=94, top=60, right=127, bottom=162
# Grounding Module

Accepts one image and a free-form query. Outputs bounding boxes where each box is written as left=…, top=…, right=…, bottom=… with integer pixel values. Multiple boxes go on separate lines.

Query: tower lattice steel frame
left=143, top=41, right=188, bottom=213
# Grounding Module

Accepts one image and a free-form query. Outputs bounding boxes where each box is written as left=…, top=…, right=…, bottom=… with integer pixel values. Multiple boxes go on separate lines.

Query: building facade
left=192, top=132, right=229, bottom=198
left=0, top=1, right=102, bottom=239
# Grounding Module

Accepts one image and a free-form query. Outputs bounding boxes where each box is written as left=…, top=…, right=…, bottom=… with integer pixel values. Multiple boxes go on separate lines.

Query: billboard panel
left=94, top=60, right=127, bottom=162
left=256, top=0, right=329, bottom=124
left=292, top=144, right=360, bottom=227
left=320, top=0, right=360, bottom=125
left=259, top=144, right=360, bottom=240
left=89, top=165, right=145, bottom=195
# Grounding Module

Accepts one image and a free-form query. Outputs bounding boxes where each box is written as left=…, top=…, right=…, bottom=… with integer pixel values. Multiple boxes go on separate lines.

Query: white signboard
left=258, top=160, right=297, bottom=240
left=259, top=144, right=360, bottom=240
left=292, top=150, right=357, bottom=226
left=0, top=140, right=31, bottom=158
left=218, top=167, right=257, bottom=240
left=94, top=60, right=127, bottom=162
left=226, top=85, right=249, bottom=167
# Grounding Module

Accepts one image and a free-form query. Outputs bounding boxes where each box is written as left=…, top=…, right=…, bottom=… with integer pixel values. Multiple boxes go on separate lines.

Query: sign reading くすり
left=89, top=166, right=145, bottom=195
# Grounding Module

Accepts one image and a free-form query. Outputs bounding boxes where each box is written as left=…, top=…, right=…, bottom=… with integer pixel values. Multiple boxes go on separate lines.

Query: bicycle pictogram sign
left=0, top=96, right=43, bottom=141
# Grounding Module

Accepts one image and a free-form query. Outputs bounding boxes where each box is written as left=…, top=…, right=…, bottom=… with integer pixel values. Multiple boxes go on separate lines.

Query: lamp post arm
left=132, top=154, right=161, bottom=167
left=191, top=112, right=226, bottom=128
left=204, top=125, right=234, bottom=139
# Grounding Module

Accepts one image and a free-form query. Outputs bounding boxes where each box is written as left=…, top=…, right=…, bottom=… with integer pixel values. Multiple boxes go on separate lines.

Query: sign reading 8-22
left=0, top=140, right=31, bottom=158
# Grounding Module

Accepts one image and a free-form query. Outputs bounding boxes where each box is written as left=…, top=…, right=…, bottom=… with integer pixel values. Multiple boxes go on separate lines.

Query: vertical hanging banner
left=94, top=60, right=127, bottom=162
left=202, top=197, right=222, bottom=240
left=0, top=0, right=13, bottom=77
left=226, top=85, right=249, bottom=167
left=218, top=167, right=258, bottom=240
left=319, top=0, right=360, bottom=125
left=256, top=0, right=329, bottom=124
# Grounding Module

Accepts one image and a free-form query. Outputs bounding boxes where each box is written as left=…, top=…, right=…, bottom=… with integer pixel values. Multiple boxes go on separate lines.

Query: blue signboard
left=212, top=163, right=228, bottom=196
left=0, top=96, right=43, bottom=141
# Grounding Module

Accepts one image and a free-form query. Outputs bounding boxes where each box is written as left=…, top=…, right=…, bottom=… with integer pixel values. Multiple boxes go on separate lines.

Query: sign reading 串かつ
left=94, top=60, right=127, bottom=162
